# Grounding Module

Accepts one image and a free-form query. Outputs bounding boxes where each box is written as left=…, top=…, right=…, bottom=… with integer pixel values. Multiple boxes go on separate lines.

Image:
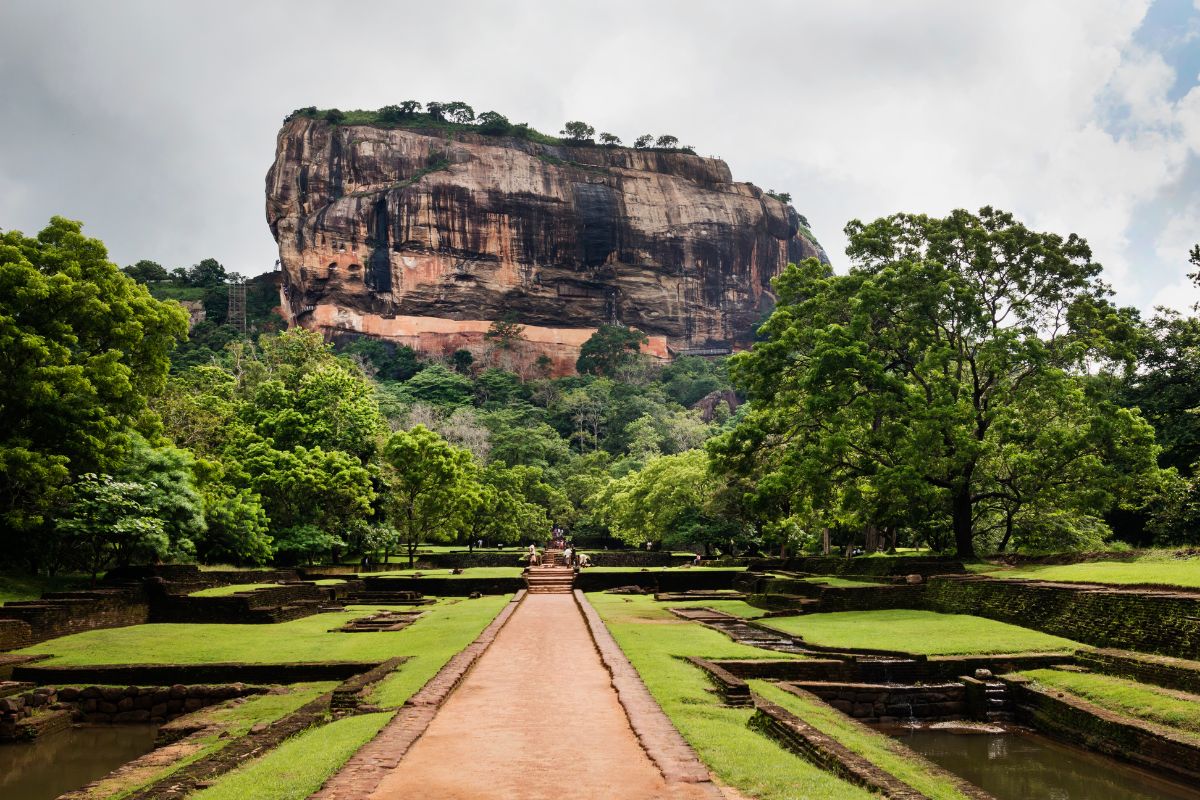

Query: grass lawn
left=78, top=683, right=335, bottom=800
left=1018, top=668, right=1200, bottom=739
left=751, top=681, right=973, bottom=800
left=0, top=572, right=88, bottom=604
left=588, top=592, right=872, bottom=800
left=970, top=554, right=1200, bottom=589
left=363, top=567, right=524, bottom=578
left=796, top=576, right=886, bottom=588
left=764, top=609, right=1079, bottom=655
left=583, top=566, right=745, bottom=573
left=19, top=596, right=512, bottom=665
left=188, top=583, right=279, bottom=597
left=190, top=711, right=391, bottom=800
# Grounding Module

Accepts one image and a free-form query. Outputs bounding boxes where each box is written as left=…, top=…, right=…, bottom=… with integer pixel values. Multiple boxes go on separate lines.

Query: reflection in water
left=0, top=724, right=158, bottom=800
left=892, top=728, right=1200, bottom=800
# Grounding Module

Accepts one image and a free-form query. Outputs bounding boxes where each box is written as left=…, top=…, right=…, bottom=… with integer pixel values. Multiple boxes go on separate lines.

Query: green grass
left=798, top=576, right=885, bottom=588
left=751, top=681, right=973, bottom=800
left=0, top=572, right=88, bottom=604
left=1019, top=668, right=1200, bottom=738
left=970, top=554, right=1200, bottom=588
left=764, top=609, right=1079, bottom=655
left=364, top=567, right=524, bottom=578
left=584, top=566, right=746, bottom=573
left=188, top=583, right=279, bottom=597
left=189, top=711, right=392, bottom=800
left=589, top=593, right=870, bottom=800
left=20, top=596, right=511, bottom=665
left=79, top=683, right=336, bottom=800
left=313, top=579, right=346, bottom=586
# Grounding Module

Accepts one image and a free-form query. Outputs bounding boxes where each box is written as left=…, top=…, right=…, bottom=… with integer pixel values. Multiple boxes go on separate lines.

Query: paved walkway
left=368, top=593, right=715, bottom=800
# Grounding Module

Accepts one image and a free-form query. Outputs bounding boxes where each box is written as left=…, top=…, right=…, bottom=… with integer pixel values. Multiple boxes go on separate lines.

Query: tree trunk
left=822, top=527, right=831, bottom=556
left=998, top=514, right=1014, bottom=553
left=952, top=487, right=976, bottom=559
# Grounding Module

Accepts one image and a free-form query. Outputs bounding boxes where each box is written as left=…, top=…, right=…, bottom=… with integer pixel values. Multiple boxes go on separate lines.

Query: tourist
left=563, top=545, right=573, bottom=566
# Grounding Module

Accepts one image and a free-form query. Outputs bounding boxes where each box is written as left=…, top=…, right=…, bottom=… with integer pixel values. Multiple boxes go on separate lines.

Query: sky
left=2, top=0, right=1199, bottom=313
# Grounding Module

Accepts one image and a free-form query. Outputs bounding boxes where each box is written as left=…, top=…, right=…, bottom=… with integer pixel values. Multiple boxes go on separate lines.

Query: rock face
left=266, top=117, right=826, bottom=374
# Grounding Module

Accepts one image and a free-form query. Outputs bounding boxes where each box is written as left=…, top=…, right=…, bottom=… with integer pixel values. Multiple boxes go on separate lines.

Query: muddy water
left=0, top=724, right=158, bottom=800
left=892, top=727, right=1200, bottom=800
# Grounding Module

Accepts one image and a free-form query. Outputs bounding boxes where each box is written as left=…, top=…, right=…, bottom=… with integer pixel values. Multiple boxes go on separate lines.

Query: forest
left=3, top=210, right=1200, bottom=576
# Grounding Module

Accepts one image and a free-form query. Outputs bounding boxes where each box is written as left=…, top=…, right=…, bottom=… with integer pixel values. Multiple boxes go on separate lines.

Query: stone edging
left=311, top=590, right=527, bottom=800
left=572, top=589, right=724, bottom=797
left=754, top=686, right=994, bottom=800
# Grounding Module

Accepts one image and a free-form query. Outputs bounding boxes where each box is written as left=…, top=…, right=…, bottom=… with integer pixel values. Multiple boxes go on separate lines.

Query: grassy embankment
left=750, top=681, right=974, bottom=800
left=189, top=712, right=391, bottom=800
left=363, top=567, right=524, bottom=579
left=590, top=592, right=874, bottom=800
left=0, top=572, right=88, bottom=604
left=764, top=609, right=1079, bottom=655
left=75, top=683, right=335, bottom=800
left=188, top=583, right=279, bottom=597
left=967, top=550, right=1200, bottom=588
left=1018, top=668, right=1200, bottom=739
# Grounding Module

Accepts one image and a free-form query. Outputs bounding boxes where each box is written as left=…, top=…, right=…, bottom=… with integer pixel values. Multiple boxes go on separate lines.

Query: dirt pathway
left=368, top=593, right=716, bottom=800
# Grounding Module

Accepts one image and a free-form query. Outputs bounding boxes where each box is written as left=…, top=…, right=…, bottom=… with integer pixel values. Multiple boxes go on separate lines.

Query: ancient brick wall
left=1075, top=649, right=1200, bottom=694
left=0, top=619, right=32, bottom=651
left=0, top=590, right=150, bottom=647
left=923, top=576, right=1200, bottom=659
left=751, top=556, right=966, bottom=577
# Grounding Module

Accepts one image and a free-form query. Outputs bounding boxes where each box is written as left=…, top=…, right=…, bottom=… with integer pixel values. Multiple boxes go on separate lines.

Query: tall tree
left=0, top=218, right=187, bottom=562
left=383, top=426, right=478, bottom=567
left=726, top=207, right=1152, bottom=558
left=576, top=325, right=648, bottom=377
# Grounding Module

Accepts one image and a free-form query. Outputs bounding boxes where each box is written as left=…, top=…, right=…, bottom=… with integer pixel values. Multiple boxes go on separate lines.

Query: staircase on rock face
left=524, top=549, right=575, bottom=594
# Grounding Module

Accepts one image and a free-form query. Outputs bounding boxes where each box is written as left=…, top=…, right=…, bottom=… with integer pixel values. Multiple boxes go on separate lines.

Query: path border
left=311, top=590, right=527, bottom=800
left=573, top=589, right=725, bottom=798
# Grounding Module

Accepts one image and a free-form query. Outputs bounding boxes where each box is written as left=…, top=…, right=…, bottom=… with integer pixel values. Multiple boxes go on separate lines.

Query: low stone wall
left=359, top=575, right=525, bottom=597
left=150, top=582, right=325, bottom=624
left=1004, top=674, right=1200, bottom=784
left=1075, top=648, right=1200, bottom=694
left=711, top=653, right=1072, bottom=684
left=61, top=683, right=262, bottom=725
left=0, top=683, right=61, bottom=740
left=924, top=576, right=1200, bottom=659
left=575, top=569, right=742, bottom=593
left=787, top=680, right=966, bottom=723
left=686, top=657, right=751, bottom=707
left=0, top=619, right=32, bottom=650
left=0, top=589, right=150, bottom=648
left=13, top=660, right=385, bottom=685
left=748, top=556, right=966, bottom=577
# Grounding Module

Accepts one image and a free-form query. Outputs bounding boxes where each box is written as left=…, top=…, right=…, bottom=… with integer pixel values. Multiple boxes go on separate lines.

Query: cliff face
left=266, top=117, right=826, bottom=374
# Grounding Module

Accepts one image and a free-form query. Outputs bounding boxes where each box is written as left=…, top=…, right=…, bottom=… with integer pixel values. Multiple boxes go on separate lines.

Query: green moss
left=764, top=609, right=1079, bottom=655
left=188, top=583, right=279, bottom=597
left=190, top=712, right=391, bottom=800
left=20, top=596, right=510, bottom=665
left=751, top=681, right=973, bottom=800
left=1019, top=668, right=1200, bottom=738
left=588, top=593, right=869, bottom=800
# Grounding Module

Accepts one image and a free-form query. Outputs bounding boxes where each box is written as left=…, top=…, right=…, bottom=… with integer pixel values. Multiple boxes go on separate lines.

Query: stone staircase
left=525, top=549, right=575, bottom=594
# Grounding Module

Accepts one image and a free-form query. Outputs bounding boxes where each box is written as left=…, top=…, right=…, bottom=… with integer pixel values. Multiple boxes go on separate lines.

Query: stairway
left=525, top=549, right=575, bottom=594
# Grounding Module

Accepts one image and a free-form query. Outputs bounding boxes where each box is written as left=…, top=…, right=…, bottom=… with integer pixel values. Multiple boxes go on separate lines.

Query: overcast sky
left=3, top=0, right=1199, bottom=312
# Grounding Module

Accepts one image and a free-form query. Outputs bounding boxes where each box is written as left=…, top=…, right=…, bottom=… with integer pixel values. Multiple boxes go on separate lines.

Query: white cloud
left=0, top=0, right=1197, bottom=312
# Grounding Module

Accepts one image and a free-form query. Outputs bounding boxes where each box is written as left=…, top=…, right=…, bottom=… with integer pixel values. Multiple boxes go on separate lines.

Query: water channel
left=890, top=726, right=1200, bottom=800
left=0, top=724, right=159, bottom=800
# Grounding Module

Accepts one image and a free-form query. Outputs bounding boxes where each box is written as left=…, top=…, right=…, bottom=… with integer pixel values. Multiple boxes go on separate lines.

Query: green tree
left=476, top=111, right=511, bottom=135
left=560, top=121, right=595, bottom=142
left=123, top=259, right=169, bottom=283
left=403, top=363, right=474, bottom=406
left=598, top=132, right=622, bottom=146
left=186, top=257, right=228, bottom=287
left=338, top=337, right=422, bottom=381
left=725, top=207, right=1153, bottom=558
left=116, top=435, right=205, bottom=562
left=0, top=218, right=187, bottom=558
left=57, top=473, right=168, bottom=582
left=384, top=426, right=479, bottom=567
left=576, top=325, right=649, bottom=377
left=451, top=349, right=475, bottom=374
left=634, top=135, right=653, bottom=149
left=443, top=101, right=475, bottom=124
left=654, top=134, right=679, bottom=148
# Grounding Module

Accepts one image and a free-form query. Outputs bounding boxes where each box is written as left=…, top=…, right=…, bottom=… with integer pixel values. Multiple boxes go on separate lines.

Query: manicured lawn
left=364, top=567, right=524, bottom=578
left=583, top=566, right=745, bottom=573
left=752, top=681, right=973, bottom=800
left=971, top=555, right=1200, bottom=589
left=588, top=593, right=871, bottom=800
left=190, top=711, right=392, bottom=800
left=189, top=583, right=279, bottom=597
left=0, top=572, right=88, bottom=604
left=20, top=596, right=512, bottom=665
left=1019, top=668, right=1200, bottom=738
left=764, top=609, right=1079, bottom=655
left=798, top=576, right=886, bottom=588
left=79, top=683, right=336, bottom=800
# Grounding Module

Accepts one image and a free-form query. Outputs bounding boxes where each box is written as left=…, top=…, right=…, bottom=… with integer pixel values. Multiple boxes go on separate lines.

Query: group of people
left=523, top=524, right=592, bottom=570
